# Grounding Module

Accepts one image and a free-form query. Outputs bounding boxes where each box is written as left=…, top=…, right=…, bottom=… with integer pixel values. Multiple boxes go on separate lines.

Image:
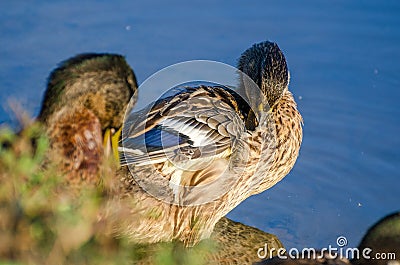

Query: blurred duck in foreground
left=37, top=53, right=138, bottom=187
left=116, top=40, right=303, bottom=247
left=257, top=212, right=400, bottom=265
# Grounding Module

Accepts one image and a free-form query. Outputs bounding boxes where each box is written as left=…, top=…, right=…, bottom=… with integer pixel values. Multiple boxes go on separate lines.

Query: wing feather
left=121, top=86, right=248, bottom=162
left=120, top=84, right=255, bottom=204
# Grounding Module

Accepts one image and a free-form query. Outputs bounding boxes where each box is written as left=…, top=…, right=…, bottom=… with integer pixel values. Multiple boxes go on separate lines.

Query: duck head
left=238, top=41, right=289, bottom=112
left=38, top=53, right=138, bottom=161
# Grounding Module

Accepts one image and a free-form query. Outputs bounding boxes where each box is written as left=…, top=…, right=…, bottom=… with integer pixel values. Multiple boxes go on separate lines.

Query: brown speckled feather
left=46, top=106, right=103, bottom=186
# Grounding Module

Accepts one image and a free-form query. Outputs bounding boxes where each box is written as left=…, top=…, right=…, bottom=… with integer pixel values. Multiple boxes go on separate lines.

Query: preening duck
left=115, top=41, right=303, bottom=246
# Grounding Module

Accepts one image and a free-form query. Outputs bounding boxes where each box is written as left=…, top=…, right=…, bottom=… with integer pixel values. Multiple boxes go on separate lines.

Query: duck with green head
left=38, top=53, right=137, bottom=187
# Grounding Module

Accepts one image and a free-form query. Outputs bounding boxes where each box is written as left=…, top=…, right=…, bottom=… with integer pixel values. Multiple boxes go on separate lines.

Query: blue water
left=1, top=1, right=399, bottom=250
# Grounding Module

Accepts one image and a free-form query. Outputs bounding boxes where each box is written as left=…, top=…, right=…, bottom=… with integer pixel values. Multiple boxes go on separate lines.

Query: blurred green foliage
left=0, top=123, right=213, bottom=265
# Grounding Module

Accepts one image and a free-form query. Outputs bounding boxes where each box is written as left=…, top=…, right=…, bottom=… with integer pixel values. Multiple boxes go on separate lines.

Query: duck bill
left=103, top=127, right=122, bottom=166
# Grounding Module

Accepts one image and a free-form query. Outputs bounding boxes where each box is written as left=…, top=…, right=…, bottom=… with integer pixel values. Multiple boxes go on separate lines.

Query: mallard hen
left=115, top=41, right=303, bottom=247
